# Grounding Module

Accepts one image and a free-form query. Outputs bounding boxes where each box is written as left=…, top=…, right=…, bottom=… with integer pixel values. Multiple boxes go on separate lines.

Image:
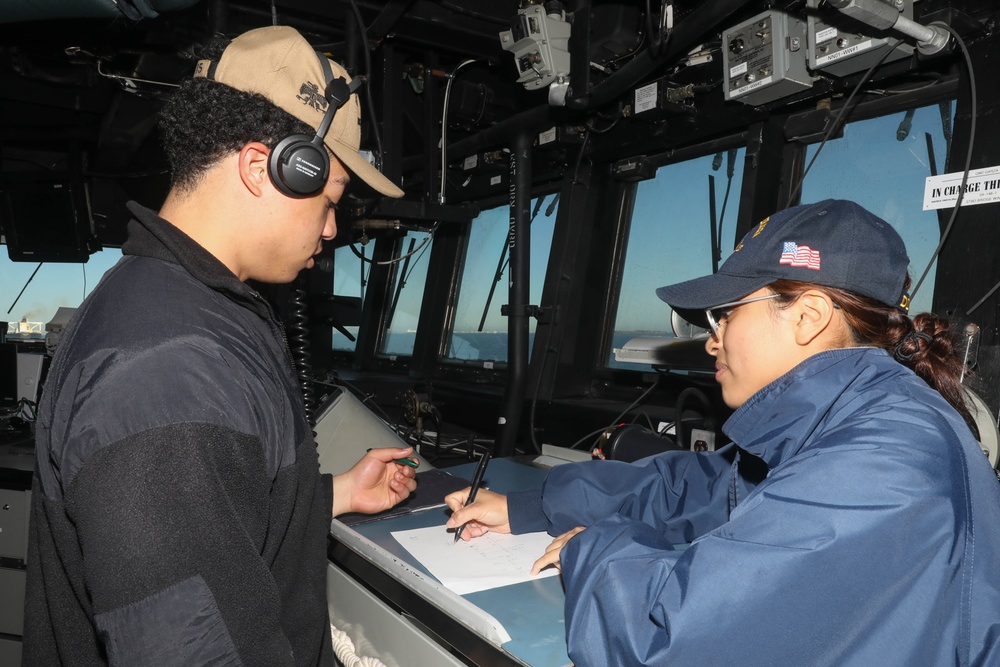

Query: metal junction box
left=723, top=9, right=813, bottom=106
left=807, top=0, right=914, bottom=77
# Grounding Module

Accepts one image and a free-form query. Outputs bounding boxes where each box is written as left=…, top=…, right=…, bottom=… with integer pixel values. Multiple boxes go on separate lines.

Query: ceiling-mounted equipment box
left=807, top=0, right=914, bottom=77
left=722, top=9, right=813, bottom=106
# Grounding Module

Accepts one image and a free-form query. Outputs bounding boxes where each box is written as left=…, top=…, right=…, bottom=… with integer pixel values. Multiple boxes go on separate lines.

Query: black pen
left=454, top=451, right=491, bottom=543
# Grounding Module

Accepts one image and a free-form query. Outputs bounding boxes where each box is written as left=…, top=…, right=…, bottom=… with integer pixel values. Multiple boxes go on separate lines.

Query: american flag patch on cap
left=780, top=242, right=821, bottom=270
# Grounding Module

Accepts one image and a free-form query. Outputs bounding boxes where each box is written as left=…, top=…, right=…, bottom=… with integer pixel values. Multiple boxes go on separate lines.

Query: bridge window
left=446, top=195, right=558, bottom=363
left=610, top=149, right=747, bottom=369
left=382, top=229, right=434, bottom=357
left=1, top=247, right=122, bottom=341
left=331, top=231, right=435, bottom=357
left=798, top=100, right=955, bottom=316
left=331, top=244, right=367, bottom=352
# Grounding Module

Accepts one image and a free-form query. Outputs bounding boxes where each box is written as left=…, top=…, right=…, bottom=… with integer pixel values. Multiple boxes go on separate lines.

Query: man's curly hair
left=158, top=36, right=314, bottom=192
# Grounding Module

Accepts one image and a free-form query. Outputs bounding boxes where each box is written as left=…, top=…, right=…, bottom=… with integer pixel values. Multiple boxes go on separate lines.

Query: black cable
left=288, top=279, right=316, bottom=423
left=905, top=26, right=976, bottom=309
left=674, top=386, right=712, bottom=451
left=568, top=378, right=663, bottom=450
left=346, top=0, right=384, bottom=171
left=785, top=38, right=906, bottom=209
left=610, top=377, right=662, bottom=426
left=569, top=426, right=613, bottom=451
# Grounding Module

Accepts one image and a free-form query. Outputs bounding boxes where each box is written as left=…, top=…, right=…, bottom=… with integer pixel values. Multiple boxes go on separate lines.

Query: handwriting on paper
left=391, top=525, right=561, bottom=595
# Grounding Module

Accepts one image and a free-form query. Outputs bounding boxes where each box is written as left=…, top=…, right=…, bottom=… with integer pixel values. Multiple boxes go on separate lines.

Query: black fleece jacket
left=23, top=202, right=334, bottom=666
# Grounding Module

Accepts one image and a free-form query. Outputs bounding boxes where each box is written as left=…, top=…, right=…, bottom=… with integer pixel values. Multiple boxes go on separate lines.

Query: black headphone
left=267, top=53, right=361, bottom=198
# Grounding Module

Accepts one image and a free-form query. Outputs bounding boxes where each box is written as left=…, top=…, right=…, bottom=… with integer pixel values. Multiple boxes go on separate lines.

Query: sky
left=614, top=101, right=952, bottom=333
left=1, top=248, right=122, bottom=329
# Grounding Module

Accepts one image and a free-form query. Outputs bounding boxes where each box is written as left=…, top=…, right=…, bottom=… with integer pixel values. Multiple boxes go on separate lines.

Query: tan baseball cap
left=193, top=25, right=404, bottom=198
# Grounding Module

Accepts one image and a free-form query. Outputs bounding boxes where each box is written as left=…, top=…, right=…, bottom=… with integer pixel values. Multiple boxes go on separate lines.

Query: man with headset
left=24, top=26, right=413, bottom=666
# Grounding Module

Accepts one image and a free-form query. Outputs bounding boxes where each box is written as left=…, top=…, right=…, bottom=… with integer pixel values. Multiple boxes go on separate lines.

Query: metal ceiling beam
left=567, top=0, right=754, bottom=110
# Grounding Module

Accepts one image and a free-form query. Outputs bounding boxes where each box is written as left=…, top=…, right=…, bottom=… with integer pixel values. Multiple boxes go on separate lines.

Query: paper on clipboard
left=391, top=525, right=561, bottom=595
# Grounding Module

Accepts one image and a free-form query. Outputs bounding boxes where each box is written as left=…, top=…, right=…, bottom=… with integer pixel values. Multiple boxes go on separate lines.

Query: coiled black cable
left=288, top=280, right=316, bottom=423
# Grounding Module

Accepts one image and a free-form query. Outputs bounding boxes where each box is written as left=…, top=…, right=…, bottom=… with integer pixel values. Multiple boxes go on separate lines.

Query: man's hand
left=332, top=447, right=418, bottom=516
left=444, top=487, right=511, bottom=540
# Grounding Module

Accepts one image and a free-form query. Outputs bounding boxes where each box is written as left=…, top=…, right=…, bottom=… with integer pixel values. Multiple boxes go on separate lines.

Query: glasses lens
left=706, top=308, right=723, bottom=335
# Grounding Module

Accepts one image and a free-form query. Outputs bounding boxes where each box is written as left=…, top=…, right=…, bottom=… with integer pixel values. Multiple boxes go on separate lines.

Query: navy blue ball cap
left=656, top=199, right=911, bottom=324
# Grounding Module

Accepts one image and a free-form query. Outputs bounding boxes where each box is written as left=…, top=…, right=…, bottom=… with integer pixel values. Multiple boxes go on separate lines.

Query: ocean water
left=333, top=331, right=662, bottom=371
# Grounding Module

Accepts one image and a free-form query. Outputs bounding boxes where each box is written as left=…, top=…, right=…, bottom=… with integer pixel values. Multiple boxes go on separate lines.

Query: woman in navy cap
left=446, top=199, right=1000, bottom=666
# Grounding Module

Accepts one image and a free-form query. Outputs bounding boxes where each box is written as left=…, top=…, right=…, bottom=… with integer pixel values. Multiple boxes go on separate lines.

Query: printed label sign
left=923, top=165, right=1000, bottom=210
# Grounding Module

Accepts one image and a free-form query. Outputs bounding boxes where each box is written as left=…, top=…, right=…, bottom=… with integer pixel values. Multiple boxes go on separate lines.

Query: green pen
left=366, top=448, right=419, bottom=468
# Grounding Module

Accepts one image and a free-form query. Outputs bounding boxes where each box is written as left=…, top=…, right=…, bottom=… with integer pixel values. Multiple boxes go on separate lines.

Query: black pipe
left=565, top=0, right=752, bottom=110
left=208, top=0, right=228, bottom=36
left=344, top=5, right=360, bottom=76
left=708, top=174, right=719, bottom=273
left=401, top=104, right=553, bottom=173
left=495, top=130, right=532, bottom=457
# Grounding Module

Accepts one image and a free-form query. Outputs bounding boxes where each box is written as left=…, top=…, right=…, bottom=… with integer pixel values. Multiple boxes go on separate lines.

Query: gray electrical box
left=723, top=10, right=813, bottom=106
left=807, top=0, right=914, bottom=77
left=499, top=4, right=571, bottom=92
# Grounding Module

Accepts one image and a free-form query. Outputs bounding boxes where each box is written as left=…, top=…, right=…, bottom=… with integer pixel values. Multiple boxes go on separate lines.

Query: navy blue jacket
left=24, top=203, right=334, bottom=666
left=509, top=348, right=1000, bottom=666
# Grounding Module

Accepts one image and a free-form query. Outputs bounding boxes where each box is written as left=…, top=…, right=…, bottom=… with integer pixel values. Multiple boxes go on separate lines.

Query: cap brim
left=655, top=272, right=773, bottom=328
left=328, top=137, right=404, bottom=198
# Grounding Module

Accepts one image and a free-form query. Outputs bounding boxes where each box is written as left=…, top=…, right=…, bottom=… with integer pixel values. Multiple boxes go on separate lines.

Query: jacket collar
left=122, top=201, right=274, bottom=321
left=723, top=347, right=903, bottom=469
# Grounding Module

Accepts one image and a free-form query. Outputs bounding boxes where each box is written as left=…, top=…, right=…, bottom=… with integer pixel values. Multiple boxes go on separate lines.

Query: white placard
left=635, top=82, right=658, bottom=114
left=923, top=165, right=1000, bottom=210
left=816, top=27, right=838, bottom=44
left=815, top=39, right=874, bottom=66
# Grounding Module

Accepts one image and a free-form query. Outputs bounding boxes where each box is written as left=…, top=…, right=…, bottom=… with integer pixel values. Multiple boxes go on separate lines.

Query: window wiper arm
left=476, top=195, right=548, bottom=332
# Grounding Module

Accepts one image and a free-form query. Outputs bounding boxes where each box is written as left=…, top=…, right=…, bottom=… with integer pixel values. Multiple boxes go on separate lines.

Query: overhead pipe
left=401, top=0, right=750, bottom=173
left=494, top=130, right=532, bottom=457
left=400, top=103, right=554, bottom=174
left=565, top=0, right=752, bottom=110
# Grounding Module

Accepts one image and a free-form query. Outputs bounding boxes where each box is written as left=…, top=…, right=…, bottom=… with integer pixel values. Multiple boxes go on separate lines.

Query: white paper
left=391, top=525, right=561, bottom=595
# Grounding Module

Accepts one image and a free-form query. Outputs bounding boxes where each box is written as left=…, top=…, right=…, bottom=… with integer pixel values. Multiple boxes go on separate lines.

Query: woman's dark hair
left=158, top=36, right=313, bottom=191
left=768, top=278, right=972, bottom=425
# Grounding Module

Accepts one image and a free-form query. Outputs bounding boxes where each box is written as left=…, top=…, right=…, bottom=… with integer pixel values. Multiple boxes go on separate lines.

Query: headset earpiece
left=267, top=51, right=359, bottom=198
left=267, top=133, right=329, bottom=198
left=196, top=49, right=361, bottom=199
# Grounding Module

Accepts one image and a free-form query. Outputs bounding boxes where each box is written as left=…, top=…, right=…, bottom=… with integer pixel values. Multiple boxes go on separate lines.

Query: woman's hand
left=531, top=526, right=585, bottom=575
left=332, top=447, right=418, bottom=517
left=444, top=487, right=511, bottom=540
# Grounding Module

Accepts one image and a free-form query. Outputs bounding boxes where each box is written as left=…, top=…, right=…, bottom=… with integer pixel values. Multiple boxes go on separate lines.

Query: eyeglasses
left=705, top=294, right=781, bottom=338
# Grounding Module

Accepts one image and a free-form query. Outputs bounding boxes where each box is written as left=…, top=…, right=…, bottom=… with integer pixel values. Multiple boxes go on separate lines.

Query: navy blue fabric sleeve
left=506, top=489, right=547, bottom=534
left=539, top=447, right=736, bottom=541
left=556, top=437, right=975, bottom=666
